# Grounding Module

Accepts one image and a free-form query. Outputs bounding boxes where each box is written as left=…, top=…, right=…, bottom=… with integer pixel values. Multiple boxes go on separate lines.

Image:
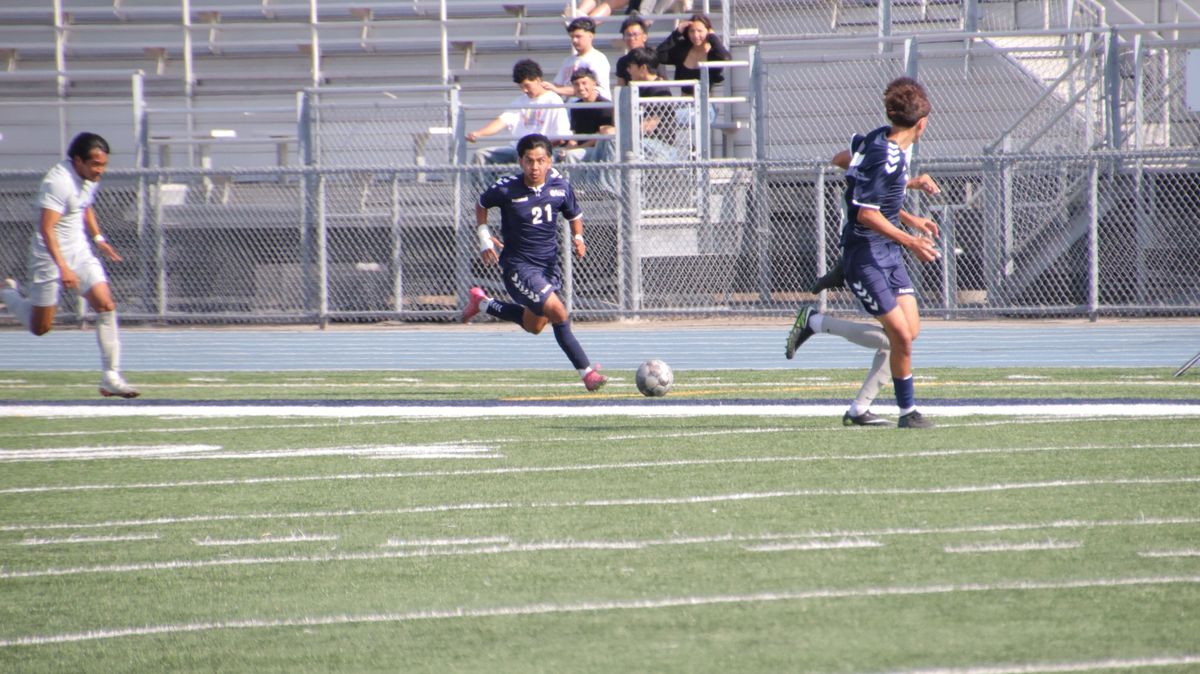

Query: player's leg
left=876, top=294, right=929, bottom=428
left=785, top=305, right=889, bottom=359
left=2, top=278, right=48, bottom=334
left=80, top=260, right=139, bottom=398
left=542, top=293, right=607, bottom=391
left=462, top=286, right=526, bottom=325
left=844, top=348, right=893, bottom=426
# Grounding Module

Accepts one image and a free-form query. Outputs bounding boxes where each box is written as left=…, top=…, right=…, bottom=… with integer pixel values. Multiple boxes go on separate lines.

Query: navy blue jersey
left=479, top=168, right=582, bottom=268
left=840, top=126, right=911, bottom=262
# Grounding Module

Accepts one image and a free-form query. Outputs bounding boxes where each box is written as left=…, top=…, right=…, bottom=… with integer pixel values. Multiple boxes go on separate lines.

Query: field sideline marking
left=744, top=539, right=883, bottom=552
left=1138, top=549, right=1200, bottom=558
left=1, top=575, right=1198, bottom=647
left=6, top=403, right=1200, bottom=419
left=943, top=540, right=1082, bottom=554
left=879, top=654, right=1200, bottom=674
left=13, top=533, right=160, bottom=547
left=3, top=442, right=1195, bottom=495
left=192, top=534, right=338, bottom=547
left=0, top=445, right=222, bottom=462
left=2, top=516, right=1197, bottom=578
left=3, top=477, right=1198, bottom=534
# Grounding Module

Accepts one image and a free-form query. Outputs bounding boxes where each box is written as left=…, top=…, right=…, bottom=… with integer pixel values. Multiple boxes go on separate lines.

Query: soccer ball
left=635, top=359, right=673, bottom=397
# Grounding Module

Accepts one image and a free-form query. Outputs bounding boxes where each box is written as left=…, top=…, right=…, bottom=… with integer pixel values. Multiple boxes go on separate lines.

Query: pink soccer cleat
left=582, top=364, right=608, bottom=392
left=462, top=287, right=488, bottom=323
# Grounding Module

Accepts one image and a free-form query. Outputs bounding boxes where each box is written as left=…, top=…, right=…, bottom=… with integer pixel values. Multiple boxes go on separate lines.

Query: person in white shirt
left=467, top=59, right=572, bottom=166
left=549, top=17, right=612, bottom=101
left=1, top=132, right=139, bottom=398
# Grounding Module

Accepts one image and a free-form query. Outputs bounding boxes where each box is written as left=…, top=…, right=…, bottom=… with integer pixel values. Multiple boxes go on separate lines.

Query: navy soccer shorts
left=502, top=262, right=562, bottom=316
left=843, top=245, right=915, bottom=317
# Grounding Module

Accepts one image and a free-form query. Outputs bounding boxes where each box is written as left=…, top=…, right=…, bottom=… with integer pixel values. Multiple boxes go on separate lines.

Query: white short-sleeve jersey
left=33, top=160, right=99, bottom=256
left=554, top=48, right=612, bottom=101
left=497, top=90, right=572, bottom=148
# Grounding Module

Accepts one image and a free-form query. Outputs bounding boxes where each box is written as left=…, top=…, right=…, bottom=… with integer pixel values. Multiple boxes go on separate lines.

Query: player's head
left=620, top=16, right=649, bottom=49
left=570, top=67, right=599, bottom=101
left=517, top=134, right=554, bottom=186
left=684, top=14, right=714, bottom=46
left=884, top=77, right=931, bottom=135
left=566, top=17, right=596, bottom=52
left=625, top=47, right=659, bottom=81
left=68, top=132, right=110, bottom=182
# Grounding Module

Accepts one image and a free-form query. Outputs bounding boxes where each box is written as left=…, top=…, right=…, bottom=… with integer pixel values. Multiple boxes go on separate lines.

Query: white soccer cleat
left=99, top=371, right=140, bottom=399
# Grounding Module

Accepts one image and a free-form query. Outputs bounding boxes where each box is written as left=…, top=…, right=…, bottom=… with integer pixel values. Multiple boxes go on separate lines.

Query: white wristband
left=93, top=234, right=106, bottom=244
left=572, top=233, right=584, bottom=242
left=476, top=224, right=494, bottom=252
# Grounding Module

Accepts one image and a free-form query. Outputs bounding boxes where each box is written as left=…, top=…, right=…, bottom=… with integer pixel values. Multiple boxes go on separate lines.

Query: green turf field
left=1, top=368, right=1198, bottom=673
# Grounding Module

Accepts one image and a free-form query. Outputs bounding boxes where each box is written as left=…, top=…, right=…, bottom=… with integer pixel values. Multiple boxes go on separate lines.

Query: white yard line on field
left=1137, top=549, right=1200, bottom=558
left=0, top=575, right=1198, bottom=647
left=0, top=445, right=223, bottom=462
left=6, top=403, right=1200, bottom=419
left=874, top=654, right=1200, bottom=674
left=381, top=536, right=511, bottom=547
left=943, top=540, right=1082, bottom=554
left=2, top=442, right=1196, bottom=495
left=192, top=533, right=338, bottom=546
left=13, top=533, right=160, bottom=546
left=744, top=539, right=883, bottom=552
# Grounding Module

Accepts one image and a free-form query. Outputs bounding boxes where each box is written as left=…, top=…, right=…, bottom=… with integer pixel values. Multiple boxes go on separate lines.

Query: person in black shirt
left=654, top=13, right=730, bottom=97
left=560, top=68, right=615, bottom=164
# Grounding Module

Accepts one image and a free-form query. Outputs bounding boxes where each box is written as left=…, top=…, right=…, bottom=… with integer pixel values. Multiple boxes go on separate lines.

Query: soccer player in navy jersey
left=785, top=77, right=940, bottom=429
left=462, top=133, right=608, bottom=392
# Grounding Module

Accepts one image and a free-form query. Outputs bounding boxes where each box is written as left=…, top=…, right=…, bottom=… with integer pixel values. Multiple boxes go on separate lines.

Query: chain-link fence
left=2, top=149, right=1197, bottom=325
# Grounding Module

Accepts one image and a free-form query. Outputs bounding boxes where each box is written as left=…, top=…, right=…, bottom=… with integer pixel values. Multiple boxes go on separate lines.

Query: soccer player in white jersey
left=1, top=132, right=140, bottom=398
left=461, top=133, right=608, bottom=392
left=785, top=78, right=940, bottom=428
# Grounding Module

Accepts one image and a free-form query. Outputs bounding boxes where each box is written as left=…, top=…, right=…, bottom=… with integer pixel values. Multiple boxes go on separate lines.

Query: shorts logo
left=897, top=287, right=915, bottom=295
left=852, top=280, right=880, bottom=313
left=509, top=271, right=541, bottom=303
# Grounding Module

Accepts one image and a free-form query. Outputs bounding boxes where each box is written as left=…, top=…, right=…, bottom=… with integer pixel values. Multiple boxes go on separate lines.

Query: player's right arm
left=38, top=207, right=79, bottom=289
left=856, top=208, right=939, bottom=263
left=475, top=203, right=500, bottom=265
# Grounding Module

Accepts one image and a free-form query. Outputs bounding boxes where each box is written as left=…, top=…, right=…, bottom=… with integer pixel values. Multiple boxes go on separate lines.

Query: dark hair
left=517, top=133, right=554, bottom=159
left=566, top=17, right=596, bottom=33
left=511, top=59, right=543, bottom=84
left=884, top=77, right=931, bottom=128
left=625, top=46, right=658, bottom=70
left=685, top=13, right=714, bottom=32
left=570, top=67, right=598, bottom=82
left=620, top=16, right=648, bottom=36
left=68, top=132, right=110, bottom=161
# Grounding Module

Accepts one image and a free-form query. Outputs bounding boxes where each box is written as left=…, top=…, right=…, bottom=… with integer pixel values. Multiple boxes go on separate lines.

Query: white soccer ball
left=635, top=359, right=673, bottom=397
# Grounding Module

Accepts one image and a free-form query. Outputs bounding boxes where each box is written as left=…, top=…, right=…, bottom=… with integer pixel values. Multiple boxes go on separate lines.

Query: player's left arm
left=906, top=173, right=940, bottom=195
left=568, top=216, right=586, bottom=258
left=84, top=206, right=122, bottom=262
left=561, top=183, right=585, bottom=258
left=900, top=209, right=939, bottom=240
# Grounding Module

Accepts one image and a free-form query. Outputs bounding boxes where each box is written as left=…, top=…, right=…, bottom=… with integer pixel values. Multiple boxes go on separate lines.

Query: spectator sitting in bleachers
left=466, top=59, right=571, bottom=166
left=549, top=18, right=612, bottom=102
left=625, top=47, right=679, bottom=161
left=615, top=15, right=667, bottom=86
left=571, top=0, right=693, bottom=19
left=655, top=12, right=729, bottom=97
left=559, top=67, right=615, bottom=164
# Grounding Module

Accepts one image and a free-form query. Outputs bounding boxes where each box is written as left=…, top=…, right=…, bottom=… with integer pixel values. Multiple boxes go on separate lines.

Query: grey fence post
left=1105, top=27, right=1122, bottom=149
left=879, top=0, right=892, bottom=53
left=750, top=46, right=771, bottom=302
left=298, top=90, right=322, bottom=326
left=1132, top=33, right=1143, bottom=150
left=614, top=86, right=634, bottom=316
left=1086, top=157, right=1099, bottom=320
left=940, top=205, right=955, bottom=318
left=390, top=172, right=404, bottom=315
left=815, top=167, right=827, bottom=313
left=964, top=0, right=978, bottom=32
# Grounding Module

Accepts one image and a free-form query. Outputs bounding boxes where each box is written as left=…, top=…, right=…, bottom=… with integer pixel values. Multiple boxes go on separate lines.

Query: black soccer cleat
left=784, top=305, right=817, bottom=360
left=898, top=410, right=934, bottom=429
left=842, top=410, right=893, bottom=427
left=809, top=264, right=846, bottom=293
